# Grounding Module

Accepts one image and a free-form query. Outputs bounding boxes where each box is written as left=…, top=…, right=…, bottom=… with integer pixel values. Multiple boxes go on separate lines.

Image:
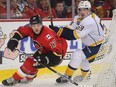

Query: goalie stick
left=17, top=49, right=78, bottom=86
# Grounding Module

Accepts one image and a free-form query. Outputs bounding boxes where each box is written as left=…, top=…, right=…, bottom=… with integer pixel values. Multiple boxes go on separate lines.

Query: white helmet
left=78, top=1, right=91, bottom=9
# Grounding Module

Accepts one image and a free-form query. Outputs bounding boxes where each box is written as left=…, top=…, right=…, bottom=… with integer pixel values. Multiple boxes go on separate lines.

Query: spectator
left=50, top=0, right=57, bottom=8
left=17, top=0, right=26, bottom=12
left=37, top=0, right=56, bottom=19
left=36, top=0, right=41, bottom=8
left=111, top=0, right=116, bottom=9
left=91, top=0, right=111, bottom=18
left=0, top=0, right=6, bottom=19
left=10, top=0, right=22, bottom=18
left=91, top=0, right=104, bottom=18
left=22, top=0, right=38, bottom=18
left=102, top=0, right=111, bottom=17
left=66, top=6, right=72, bottom=18
left=110, top=0, right=116, bottom=17
left=91, top=0, right=97, bottom=13
left=64, top=0, right=72, bottom=7
left=55, top=1, right=67, bottom=18
left=75, top=0, right=80, bottom=15
left=66, top=0, right=80, bottom=18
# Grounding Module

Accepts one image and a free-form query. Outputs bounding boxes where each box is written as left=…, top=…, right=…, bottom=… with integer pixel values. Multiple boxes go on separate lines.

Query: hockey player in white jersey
left=49, top=1, right=105, bottom=83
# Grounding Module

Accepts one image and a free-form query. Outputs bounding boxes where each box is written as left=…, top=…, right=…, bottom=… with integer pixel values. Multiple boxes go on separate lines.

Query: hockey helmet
left=30, top=15, right=42, bottom=25
left=78, top=1, right=91, bottom=9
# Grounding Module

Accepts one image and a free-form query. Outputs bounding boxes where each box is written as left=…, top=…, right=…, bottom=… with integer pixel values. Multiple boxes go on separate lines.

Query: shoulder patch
left=45, top=34, right=52, bottom=40
left=77, top=18, right=82, bottom=25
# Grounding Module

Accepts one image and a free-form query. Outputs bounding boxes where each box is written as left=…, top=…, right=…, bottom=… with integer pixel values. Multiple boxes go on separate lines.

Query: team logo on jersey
left=77, top=18, right=82, bottom=25
left=77, top=21, right=80, bottom=25
left=45, top=34, right=52, bottom=40
left=49, top=39, right=56, bottom=49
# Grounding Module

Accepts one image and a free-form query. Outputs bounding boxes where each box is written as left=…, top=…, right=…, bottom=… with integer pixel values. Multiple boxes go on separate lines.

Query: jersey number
left=77, top=25, right=84, bottom=31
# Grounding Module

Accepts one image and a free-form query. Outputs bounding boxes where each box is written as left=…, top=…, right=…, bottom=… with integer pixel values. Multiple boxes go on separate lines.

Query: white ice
left=0, top=75, right=78, bottom=87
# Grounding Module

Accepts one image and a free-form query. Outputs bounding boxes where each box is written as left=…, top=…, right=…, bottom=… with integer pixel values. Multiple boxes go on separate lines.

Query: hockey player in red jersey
left=2, top=15, right=67, bottom=86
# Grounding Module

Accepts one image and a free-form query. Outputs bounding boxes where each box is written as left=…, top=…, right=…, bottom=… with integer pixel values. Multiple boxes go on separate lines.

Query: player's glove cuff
left=49, top=25, right=60, bottom=33
left=13, top=32, right=22, bottom=40
left=7, top=38, right=19, bottom=52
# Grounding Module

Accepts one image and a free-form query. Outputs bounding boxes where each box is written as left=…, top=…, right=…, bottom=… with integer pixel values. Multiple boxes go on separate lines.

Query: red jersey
left=36, top=8, right=56, bottom=18
left=22, top=6, right=39, bottom=18
left=0, top=5, right=6, bottom=16
left=102, top=0, right=111, bottom=17
left=17, top=25, right=67, bottom=56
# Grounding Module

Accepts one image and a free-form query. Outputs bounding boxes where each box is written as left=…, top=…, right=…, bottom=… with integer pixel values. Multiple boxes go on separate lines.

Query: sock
left=81, top=69, right=89, bottom=77
left=65, top=65, right=77, bottom=77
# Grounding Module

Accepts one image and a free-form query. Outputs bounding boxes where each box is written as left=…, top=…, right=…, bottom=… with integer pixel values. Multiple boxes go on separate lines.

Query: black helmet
left=30, top=15, right=42, bottom=25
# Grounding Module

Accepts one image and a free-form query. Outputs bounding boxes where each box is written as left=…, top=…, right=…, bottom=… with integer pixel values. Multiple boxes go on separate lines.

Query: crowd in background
left=0, top=0, right=115, bottom=19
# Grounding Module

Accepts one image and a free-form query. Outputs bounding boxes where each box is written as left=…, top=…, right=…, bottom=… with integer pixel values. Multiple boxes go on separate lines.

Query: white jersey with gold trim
left=67, top=13, right=104, bottom=46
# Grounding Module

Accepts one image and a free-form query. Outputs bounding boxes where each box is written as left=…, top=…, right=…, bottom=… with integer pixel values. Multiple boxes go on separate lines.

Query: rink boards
left=0, top=18, right=111, bottom=82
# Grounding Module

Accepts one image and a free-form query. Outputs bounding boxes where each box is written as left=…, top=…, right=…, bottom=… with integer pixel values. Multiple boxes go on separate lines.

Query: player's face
left=10, top=0, right=17, bottom=8
left=31, top=24, right=42, bottom=34
left=79, top=8, right=89, bottom=19
left=40, top=0, right=48, bottom=7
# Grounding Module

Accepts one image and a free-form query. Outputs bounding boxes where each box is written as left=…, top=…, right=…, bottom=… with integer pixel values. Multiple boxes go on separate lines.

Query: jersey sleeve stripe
left=16, top=71, right=24, bottom=78
left=53, top=52, right=62, bottom=57
left=87, top=54, right=97, bottom=61
left=73, top=30, right=80, bottom=39
left=90, top=39, right=103, bottom=46
left=65, top=25, right=72, bottom=29
left=16, top=31, right=23, bottom=38
left=57, top=28, right=63, bottom=36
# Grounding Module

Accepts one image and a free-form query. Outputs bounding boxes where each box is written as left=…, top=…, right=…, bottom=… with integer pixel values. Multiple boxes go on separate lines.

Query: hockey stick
left=48, top=0, right=53, bottom=26
left=17, top=50, right=78, bottom=86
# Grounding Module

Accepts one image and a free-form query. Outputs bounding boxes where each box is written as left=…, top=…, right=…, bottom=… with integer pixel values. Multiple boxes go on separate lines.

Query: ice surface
left=0, top=76, right=78, bottom=87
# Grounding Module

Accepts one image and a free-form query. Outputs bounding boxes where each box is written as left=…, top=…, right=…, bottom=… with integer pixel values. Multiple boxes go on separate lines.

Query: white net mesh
left=78, top=9, right=116, bottom=87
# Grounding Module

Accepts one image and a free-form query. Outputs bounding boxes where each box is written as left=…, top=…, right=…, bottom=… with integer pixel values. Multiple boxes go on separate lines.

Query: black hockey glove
left=7, top=38, right=18, bottom=52
left=49, top=25, right=60, bottom=33
left=7, top=32, right=22, bottom=52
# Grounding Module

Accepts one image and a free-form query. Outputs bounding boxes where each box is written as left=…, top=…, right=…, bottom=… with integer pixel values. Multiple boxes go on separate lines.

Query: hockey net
left=78, top=9, right=116, bottom=87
